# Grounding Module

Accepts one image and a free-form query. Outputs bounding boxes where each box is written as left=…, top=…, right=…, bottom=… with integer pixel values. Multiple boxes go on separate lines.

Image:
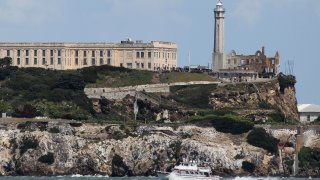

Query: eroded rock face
left=0, top=123, right=281, bottom=176
left=210, top=81, right=299, bottom=120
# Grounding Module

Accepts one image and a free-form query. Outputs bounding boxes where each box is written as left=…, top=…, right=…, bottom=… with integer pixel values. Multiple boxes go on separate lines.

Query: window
left=100, top=58, right=103, bottom=65
left=141, top=63, right=144, bottom=69
left=17, top=50, right=21, bottom=57
left=83, top=58, right=87, bottom=65
left=272, top=60, right=275, bottom=65
left=107, top=58, right=111, bottom=65
left=84, top=51, right=87, bottom=57
left=107, top=50, right=111, bottom=57
left=50, top=50, right=54, bottom=57
left=75, top=58, right=79, bottom=65
left=100, top=50, right=103, bottom=57
left=26, top=58, right=29, bottom=65
left=26, top=50, right=29, bottom=56
left=17, top=58, right=21, bottom=65
left=92, top=50, right=95, bottom=57
left=127, top=63, right=132, bottom=69
left=34, top=58, right=37, bottom=65
left=141, top=52, right=145, bottom=58
left=42, top=58, right=46, bottom=65
left=307, top=115, right=311, bottom=121
left=7, top=50, right=10, bottom=56
left=148, top=52, right=151, bottom=58
left=148, top=63, right=151, bottom=69
left=120, top=63, right=123, bottom=67
left=92, top=58, right=95, bottom=65
left=58, top=50, right=61, bottom=57
left=42, top=50, right=46, bottom=57
left=58, top=58, right=61, bottom=64
left=50, top=57, right=54, bottom=65
left=228, top=59, right=231, bottom=64
left=34, top=50, right=38, bottom=57
left=75, top=50, right=79, bottom=57
left=136, top=52, right=140, bottom=58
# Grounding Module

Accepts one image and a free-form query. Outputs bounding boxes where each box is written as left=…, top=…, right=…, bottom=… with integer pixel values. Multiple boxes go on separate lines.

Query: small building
left=298, top=104, right=320, bottom=123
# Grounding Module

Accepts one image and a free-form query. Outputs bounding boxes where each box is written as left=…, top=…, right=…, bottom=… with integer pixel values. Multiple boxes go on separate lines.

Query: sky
left=0, top=0, right=319, bottom=105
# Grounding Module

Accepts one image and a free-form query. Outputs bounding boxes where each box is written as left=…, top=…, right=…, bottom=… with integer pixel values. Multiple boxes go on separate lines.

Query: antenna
left=188, top=50, right=191, bottom=73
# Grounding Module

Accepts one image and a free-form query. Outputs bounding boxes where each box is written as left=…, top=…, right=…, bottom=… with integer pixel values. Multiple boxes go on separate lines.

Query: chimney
left=262, top=46, right=265, bottom=55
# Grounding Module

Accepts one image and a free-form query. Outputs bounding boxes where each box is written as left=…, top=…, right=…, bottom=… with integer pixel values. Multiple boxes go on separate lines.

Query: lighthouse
left=212, top=0, right=225, bottom=72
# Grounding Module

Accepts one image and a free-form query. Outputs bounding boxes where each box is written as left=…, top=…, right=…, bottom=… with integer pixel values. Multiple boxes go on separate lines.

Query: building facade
left=298, top=104, right=320, bottom=124
left=225, top=47, right=280, bottom=74
left=0, top=40, right=177, bottom=71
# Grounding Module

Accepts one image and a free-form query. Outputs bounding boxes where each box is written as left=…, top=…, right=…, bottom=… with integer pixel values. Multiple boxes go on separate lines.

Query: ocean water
left=0, top=176, right=315, bottom=180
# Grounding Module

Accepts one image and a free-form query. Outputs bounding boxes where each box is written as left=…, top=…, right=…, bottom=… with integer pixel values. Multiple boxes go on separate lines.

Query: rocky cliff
left=0, top=122, right=280, bottom=176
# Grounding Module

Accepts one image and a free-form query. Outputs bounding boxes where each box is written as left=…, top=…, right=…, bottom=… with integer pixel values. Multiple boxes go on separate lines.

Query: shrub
left=49, top=127, right=60, bottom=133
left=299, top=147, right=320, bottom=169
left=38, top=152, right=55, bottom=165
left=258, top=100, right=272, bottom=109
left=20, top=137, right=39, bottom=155
left=278, top=73, right=296, bottom=93
left=247, top=128, right=279, bottom=154
left=242, top=161, right=255, bottom=173
left=211, top=115, right=253, bottom=135
left=13, top=104, right=37, bottom=118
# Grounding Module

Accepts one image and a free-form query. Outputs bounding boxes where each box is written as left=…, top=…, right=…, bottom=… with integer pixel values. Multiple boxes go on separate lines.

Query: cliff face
left=210, top=80, right=299, bottom=121
left=0, top=122, right=279, bottom=176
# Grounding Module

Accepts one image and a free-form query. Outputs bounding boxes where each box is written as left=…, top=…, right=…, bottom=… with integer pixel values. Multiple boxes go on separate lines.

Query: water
left=0, top=176, right=315, bottom=180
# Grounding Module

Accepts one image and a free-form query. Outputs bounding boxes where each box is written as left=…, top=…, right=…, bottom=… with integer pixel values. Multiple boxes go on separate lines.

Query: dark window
left=75, top=58, right=79, bottom=65
left=92, top=50, right=95, bottom=57
left=34, top=58, right=37, bottom=65
left=26, top=58, right=29, bottom=65
left=26, top=50, right=29, bottom=56
left=92, top=58, right=95, bottom=65
left=58, top=58, right=61, bottom=64
left=75, top=50, right=79, bottom=57
left=100, top=58, right=103, bottom=65
left=148, top=52, right=151, bottom=58
left=34, top=50, right=38, bottom=57
left=141, top=63, right=144, bottom=69
left=58, top=50, right=61, bottom=57
left=141, top=52, right=145, bottom=58
left=17, top=58, right=21, bottom=65
left=7, top=50, right=10, bottom=56
left=42, top=58, right=46, bottom=65
left=136, top=52, right=140, bottom=58
left=83, top=58, right=87, bottom=65
left=42, top=50, right=46, bottom=56
left=107, top=58, right=111, bottom=65
left=84, top=51, right=87, bottom=57
left=148, top=63, right=151, bottom=69
left=50, top=50, right=54, bottom=57
left=120, top=63, right=123, bottom=67
left=107, top=50, right=111, bottom=57
left=17, top=50, right=21, bottom=57
left=100, top=50, right=103, bottom=57
left=307, top=115, right=311, bottom=121
left=50, top=57, right=54, bottom=65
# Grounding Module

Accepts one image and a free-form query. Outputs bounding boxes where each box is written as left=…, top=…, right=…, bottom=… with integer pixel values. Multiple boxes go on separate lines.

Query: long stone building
left=0, top=39, right=177, bottom=71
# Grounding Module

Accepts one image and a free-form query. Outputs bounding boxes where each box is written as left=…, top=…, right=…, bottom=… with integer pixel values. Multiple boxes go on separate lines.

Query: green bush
left=189, top=114, right=253, bottom=135
left=247, top=128, right=279, bottom=154
left=278, top=73, right=296, bottom=93
left=258, top=100, right=272, bottom=109
left=20, top=137, right=39, bottom=155
left=49, top=127, right=60, bottom=133
left=242, top=161, right=255, bottom=173
left=299, top=147, right=320, bottom=169
left=38, top=152, right=55, bottom=165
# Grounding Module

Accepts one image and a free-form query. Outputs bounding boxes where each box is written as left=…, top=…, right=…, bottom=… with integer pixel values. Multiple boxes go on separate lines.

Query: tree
left=0, top=57, right=12, bottom=68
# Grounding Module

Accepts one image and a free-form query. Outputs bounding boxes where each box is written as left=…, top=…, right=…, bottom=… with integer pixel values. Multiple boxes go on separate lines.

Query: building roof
left=217, top=0, right=223, bottom=6
left=298, top=104, right=320, bottom=113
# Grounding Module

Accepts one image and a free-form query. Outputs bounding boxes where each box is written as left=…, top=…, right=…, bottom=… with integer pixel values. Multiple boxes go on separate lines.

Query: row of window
left=15, top=57, right=112, bottom=66
left=135, top=51, right=177, bottom=60
left=6, top=49, right=62, bottom=57
left=75, top=50, right=111, bottom=58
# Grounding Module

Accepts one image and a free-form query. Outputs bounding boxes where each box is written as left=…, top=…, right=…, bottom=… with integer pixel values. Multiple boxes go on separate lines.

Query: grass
left=160, top=72, right=216, bottom=83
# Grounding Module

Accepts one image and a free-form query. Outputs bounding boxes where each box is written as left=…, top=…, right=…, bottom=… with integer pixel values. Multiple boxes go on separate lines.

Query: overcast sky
left=0, top=0, right=319, bottom=105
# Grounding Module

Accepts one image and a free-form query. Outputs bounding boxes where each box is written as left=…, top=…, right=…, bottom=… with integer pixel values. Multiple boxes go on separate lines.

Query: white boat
left=166, top=161, right=220, bottom=180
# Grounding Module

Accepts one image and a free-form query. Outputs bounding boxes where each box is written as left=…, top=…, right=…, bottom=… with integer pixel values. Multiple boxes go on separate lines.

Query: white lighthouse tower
left=212, top=0, right=225, bottom=72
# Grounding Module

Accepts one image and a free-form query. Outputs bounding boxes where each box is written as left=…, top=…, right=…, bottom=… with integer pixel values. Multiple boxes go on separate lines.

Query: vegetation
left=169, top=84, right=217, bottom=109
left=49, top=127, right=60, bottom=134
left=247, top=128, right=279, bottom=154
left=160, top=72, right=216, bottom=83
left=299, top=147, right=320, bottom=169
left=20, top=137, right=39, bottom=155
left=188, top=112, right=254, bottom=135
left=278, top=73, right=296, bottom=93
left=38, top=152, right=55, bottom=165
left=242, top=161, right=255, bottom=173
